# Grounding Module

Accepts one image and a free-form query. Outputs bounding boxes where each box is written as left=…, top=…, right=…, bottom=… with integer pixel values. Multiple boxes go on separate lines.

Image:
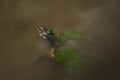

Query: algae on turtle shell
left=59, top=31, right=86, bottom=43
left=55, top=31, right=87, bottom=76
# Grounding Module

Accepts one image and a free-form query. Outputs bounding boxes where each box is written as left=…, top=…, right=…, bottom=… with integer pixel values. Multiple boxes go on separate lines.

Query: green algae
left=55, top=48, right=80, bottom=74
left=55, top=31, right=87, bottom=75
left=59, top=31, right=86, bottom=43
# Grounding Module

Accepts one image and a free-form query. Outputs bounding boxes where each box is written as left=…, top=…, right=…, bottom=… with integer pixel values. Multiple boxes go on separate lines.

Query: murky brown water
left=0, top=0, right=120, bottom=80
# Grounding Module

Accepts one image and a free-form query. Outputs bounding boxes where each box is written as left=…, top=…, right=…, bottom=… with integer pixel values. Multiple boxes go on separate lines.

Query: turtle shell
left=55, top=31, right=90, bottom=78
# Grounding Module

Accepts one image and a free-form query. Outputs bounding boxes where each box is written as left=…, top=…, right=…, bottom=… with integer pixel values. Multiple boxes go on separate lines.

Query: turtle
left=37, top=26, right=89, bottom=79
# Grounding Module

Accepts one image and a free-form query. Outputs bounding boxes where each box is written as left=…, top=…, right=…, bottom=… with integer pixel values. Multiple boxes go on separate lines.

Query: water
left=0, top=0, right=120, bottom=80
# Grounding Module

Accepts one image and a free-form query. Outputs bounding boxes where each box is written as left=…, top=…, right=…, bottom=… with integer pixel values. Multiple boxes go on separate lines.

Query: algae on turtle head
left=47, top=29, right=54, bottom=35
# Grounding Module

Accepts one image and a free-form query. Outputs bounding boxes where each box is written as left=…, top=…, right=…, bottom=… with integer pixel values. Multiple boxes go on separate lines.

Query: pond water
left=0, top=0, right=120, bottom=80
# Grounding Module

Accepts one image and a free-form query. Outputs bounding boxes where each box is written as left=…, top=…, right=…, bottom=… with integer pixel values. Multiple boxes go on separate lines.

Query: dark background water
left=0, top=0, right=120, bottom=80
